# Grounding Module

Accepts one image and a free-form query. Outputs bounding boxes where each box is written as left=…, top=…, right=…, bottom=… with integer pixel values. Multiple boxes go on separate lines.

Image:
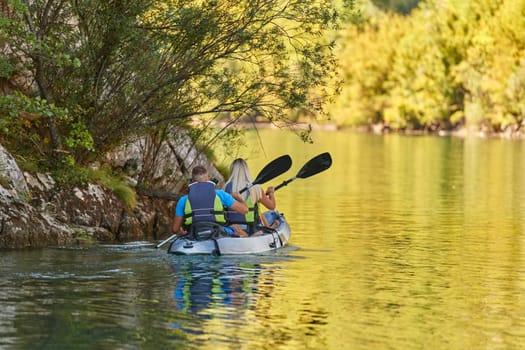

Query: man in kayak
left=171, top=165, right=248, bottom=237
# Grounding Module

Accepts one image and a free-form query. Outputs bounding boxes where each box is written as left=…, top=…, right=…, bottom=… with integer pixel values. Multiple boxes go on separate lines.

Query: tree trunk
left=24, top=3, right=63, bottom=157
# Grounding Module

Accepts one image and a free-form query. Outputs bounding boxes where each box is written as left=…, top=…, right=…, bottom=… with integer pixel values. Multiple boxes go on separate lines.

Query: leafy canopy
left=0, top=0, right=346, bottom=171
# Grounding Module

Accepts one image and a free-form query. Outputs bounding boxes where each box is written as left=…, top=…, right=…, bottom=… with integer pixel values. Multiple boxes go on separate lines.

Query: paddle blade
left=252, top=154, right=292, bottom=185
left=296, top=152, right=332, bottom=179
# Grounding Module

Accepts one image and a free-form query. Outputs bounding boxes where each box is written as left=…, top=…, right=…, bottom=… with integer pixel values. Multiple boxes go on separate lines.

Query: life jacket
left=224, top=182, right=258, bottom=229
left=184, top=181, right=226, bottom=226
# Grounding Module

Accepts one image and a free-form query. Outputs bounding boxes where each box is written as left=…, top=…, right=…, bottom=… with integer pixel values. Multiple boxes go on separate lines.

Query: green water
left=1, top=130, right=525, bottom=349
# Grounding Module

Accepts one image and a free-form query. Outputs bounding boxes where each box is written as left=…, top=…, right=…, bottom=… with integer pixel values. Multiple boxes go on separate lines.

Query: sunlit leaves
left=330, top=0, right=525, bottom=133
left=2, top=0, right=348, bottom=174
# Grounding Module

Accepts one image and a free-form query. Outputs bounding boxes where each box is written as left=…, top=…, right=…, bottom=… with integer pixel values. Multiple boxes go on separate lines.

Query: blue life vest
left=224, top=182, right=257, bottom=225
left=184, top=181, right=226, bottom=225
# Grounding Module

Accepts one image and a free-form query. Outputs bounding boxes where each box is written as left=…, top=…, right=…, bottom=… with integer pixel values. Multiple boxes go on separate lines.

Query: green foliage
left=0, top=92, right=69, bottom=162
left=52, top=160, right=91, bottom=185
left=1, top=0, right=347, bottom=176
left=63, top=121, right=95, bottom=152
left=53, top=163, right=137, bottom=209
left=0, top=55, right=15, bottom=79
left=86, top=168, right=136, bottom=210
left=72, top=231, right=94, bottom=242
left=109, top=182, right=137, bottom=211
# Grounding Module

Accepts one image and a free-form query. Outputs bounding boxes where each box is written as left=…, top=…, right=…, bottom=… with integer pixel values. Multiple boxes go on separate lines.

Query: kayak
left=162, top=152, right=332, bottom=255
left=167, top=211, right=291, bottom=255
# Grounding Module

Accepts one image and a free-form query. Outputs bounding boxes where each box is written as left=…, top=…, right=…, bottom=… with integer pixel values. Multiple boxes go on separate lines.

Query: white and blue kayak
left=167, top=211, right=291, bottom=255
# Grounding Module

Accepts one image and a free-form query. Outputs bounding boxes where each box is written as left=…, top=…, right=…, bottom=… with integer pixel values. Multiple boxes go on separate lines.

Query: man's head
left=191, top=165, right=209, bottom=182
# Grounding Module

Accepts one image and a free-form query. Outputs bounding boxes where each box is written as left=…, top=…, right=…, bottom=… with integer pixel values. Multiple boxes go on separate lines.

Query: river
left=1, top=130, right=525, bottom=349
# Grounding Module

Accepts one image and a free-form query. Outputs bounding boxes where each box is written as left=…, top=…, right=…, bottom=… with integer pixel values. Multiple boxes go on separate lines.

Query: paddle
left=240, top=154, right=292, bottom=193
left=156, top=233, right=178, bottom=249
left=274, top=152, right=332, bottom=191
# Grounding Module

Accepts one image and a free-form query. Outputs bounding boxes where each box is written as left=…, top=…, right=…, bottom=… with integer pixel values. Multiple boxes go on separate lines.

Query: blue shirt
left=175, top=189, right=235, bottom=217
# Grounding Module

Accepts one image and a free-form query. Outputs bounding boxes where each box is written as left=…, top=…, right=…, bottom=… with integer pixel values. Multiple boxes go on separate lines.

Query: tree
left=329, top=0, right=525, bottom=134
left=0, top=0, right=346, bottom=172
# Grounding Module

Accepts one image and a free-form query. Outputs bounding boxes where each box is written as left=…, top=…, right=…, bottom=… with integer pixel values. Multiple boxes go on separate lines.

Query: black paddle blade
left=253, top=154, right=292, bottom=185
left=296, top=152, right=332, bottom=179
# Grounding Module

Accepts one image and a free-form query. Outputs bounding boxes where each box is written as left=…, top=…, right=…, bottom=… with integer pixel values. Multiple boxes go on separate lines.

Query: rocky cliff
left=0, top=134, right=222, bottom=249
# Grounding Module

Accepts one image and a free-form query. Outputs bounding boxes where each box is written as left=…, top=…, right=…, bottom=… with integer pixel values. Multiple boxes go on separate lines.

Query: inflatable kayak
left=167, top=211, right=290, bottom=255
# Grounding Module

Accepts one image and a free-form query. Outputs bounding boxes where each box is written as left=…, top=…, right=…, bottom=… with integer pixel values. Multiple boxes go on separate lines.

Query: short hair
left=191, top=165, right=208, bottom=181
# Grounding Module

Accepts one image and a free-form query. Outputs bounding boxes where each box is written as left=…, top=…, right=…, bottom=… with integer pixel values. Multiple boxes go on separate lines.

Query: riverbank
left=3, top=120, right=522, bottom=250
left=224, top=120, right=525, bottom=139
left=0, top=130, right=223, bottom=250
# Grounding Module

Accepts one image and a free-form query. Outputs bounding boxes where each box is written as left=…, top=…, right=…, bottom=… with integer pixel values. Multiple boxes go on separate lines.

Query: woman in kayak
left=224, top=158, right=279, bottom=236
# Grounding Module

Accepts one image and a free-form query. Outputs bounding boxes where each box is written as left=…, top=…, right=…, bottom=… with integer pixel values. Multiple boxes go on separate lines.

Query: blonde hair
left=224, top=158, right=263, bottom=203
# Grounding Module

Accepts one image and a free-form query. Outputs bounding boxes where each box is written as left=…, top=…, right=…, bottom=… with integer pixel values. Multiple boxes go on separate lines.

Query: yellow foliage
left=328, top=0, right=525, bottom=132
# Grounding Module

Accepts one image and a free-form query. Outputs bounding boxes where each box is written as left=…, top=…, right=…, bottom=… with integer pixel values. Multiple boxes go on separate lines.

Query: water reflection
left=2, top=131, right=525, bottom=349
left=170, top=255, right=284, bottom=318
left=168, top=253, right=310, bottom=347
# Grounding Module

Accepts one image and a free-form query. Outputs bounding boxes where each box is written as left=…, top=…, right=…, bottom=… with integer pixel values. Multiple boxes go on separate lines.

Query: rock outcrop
left=0, top=145, right=73, bottom=248
left=106, top=130, right=224, bottom=193
left=0, top=133, right=223, bottom=249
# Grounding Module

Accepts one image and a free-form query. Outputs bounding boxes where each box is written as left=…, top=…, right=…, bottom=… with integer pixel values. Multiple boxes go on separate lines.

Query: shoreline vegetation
left=5, top=0, right=525, bottom=250
left=2, top=0, right=525, bottom=202
left=217, top=121, right=525, bottom=140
